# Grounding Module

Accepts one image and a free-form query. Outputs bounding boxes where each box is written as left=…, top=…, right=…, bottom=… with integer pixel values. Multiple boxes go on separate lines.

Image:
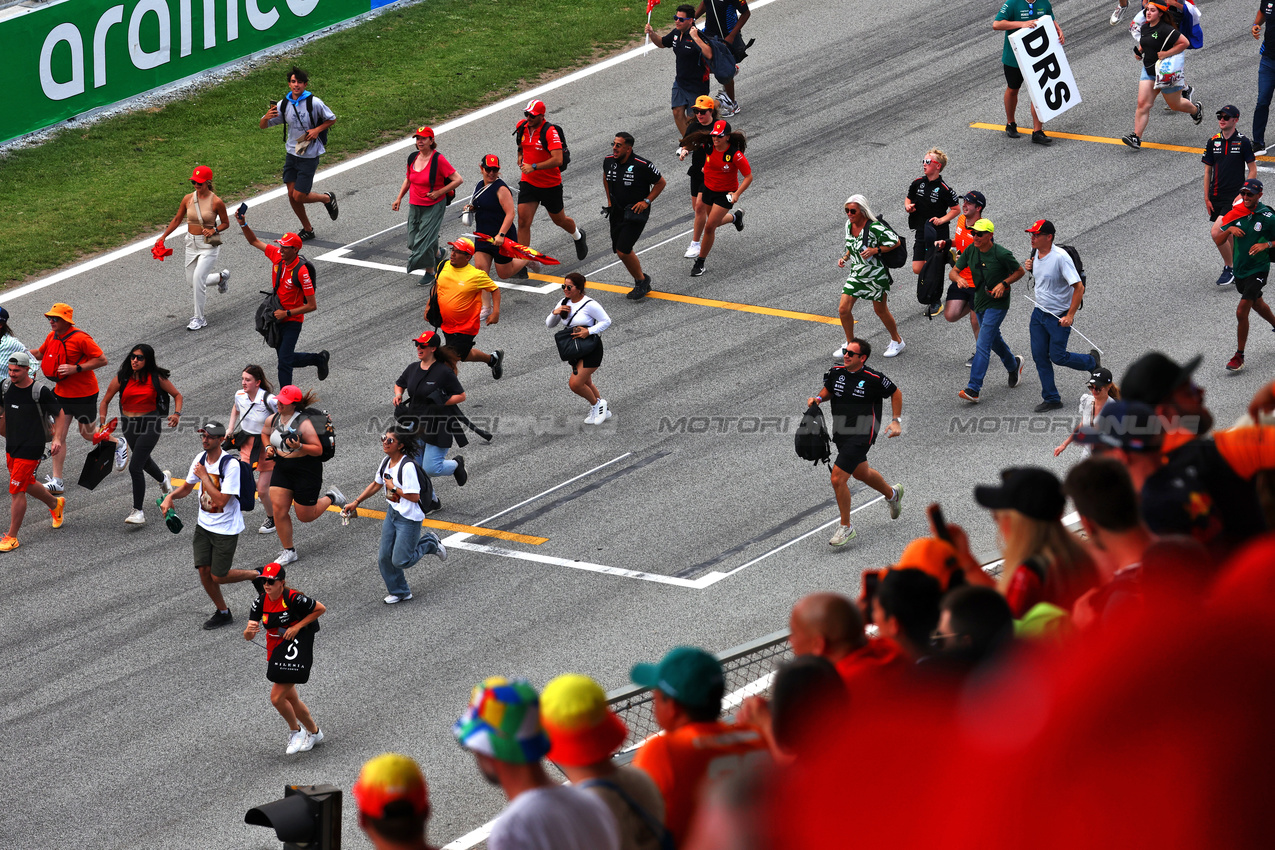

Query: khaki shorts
left=193, top=525, right=240, bottom=577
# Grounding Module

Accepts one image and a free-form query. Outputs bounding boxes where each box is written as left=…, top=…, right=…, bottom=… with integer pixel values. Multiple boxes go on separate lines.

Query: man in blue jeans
left=951, top=218, right=1026, bottom=403
left=1253, top=2, right=1275, bottom=155
left=1024, top=219, right=1099, bottom=413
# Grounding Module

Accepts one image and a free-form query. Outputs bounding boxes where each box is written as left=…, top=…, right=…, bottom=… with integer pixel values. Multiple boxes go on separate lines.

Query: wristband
left=76, top=364, right=82, bottom=373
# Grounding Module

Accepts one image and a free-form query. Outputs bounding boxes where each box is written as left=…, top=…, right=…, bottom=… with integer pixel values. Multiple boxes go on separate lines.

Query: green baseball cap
left=630, top=646, right=725, bottom=710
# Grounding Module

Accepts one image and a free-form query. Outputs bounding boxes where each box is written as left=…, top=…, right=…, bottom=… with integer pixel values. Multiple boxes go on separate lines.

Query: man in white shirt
left=160, top=422, right=258, bottom=629
left=454, top=677, right=620, bottom=850
left=1024, top=219, right=1100, bottom=413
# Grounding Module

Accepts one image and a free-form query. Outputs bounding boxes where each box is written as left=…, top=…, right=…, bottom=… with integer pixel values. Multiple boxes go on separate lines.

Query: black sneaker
left=1034, top=400, right=1066, bottom=413
left=1005, top=122, right=1020, bottom=139
left=575, top=228, right=588, bottom=260
left=489, top=350, right=504, bottom=380
left=323, top=192, right=339, bottom=221
left=1089, top=348, right=1101, bottom=371
left=691, top=257, right=705, bottom=277
left=924, top=302, right=942, bottom=318
left=203, top=609, right=233, bottom=630
left=732, top=209, right=745, bottom=232
left=317, top=350, right=330, bottom=381
left=626, top=274, right=652, bottom=300
left=426, top=495, right=443, bottom=514
left=298, top=228, right=316, bottom=241
left=453, top=455, right=468, bottom=487
left=1191, top=101, right=1203, bottom=125
left=1121, top=133, right=1141, bottom=149
left=1008, top=355, right=1024, bottom=388
left=1031, top=130, right=1053, bottom=146
left=511, top=265, right=530, bottom=279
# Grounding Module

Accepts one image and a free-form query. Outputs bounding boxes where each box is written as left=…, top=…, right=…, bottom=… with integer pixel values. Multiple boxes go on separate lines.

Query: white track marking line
left=311, top=247, right=558, bottom=292
left=446, top=540, right=705, bottom=588
left=584, top=227, right=697, bottom=276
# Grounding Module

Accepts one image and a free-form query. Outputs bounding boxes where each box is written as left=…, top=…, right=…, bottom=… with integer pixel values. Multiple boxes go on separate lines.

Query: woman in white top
left=226, top=365, right=279, bottom=534
left=340, top=427, right=448, bottom=604
left=154, top=165, right=231, bottom=331
left=1055, top=367, right=1119, bottom=458
left=547, top=272, right=613, bottom=425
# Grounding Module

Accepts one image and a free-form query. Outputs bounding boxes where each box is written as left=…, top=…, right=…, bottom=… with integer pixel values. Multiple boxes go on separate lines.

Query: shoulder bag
left=553, top=298, right=602, bottom=362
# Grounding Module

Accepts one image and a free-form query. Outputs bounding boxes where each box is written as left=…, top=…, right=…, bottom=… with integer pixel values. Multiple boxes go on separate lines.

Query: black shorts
left=912, top=231, right=928, bottom=263
left=946, top=280, right=974, bottom=302
left=1003, top=63, right=1024, bottom=91
left=283, top=153, right=320, bottom=195
left=689, top=171, right=705, bottom=198
left=571, top=337, right=604, bottom=373
left=55, top=393, right=98, bottom=425
left=518, top=181, right=565, bottom=214
left=444, top=332, right=477, bottom=360
left=699, top=187, right=734, bottom=211
left=1237, top=273, right=1268, bottom=301
left=832, top=440, right=870, bottom=474
left=609, top=215, right=647, bottom=255
left=473, top=231, right=517, bottom=264
left=1208, top=192, right=1239, bottom=221
left=270, top=456, right=323, bottom=506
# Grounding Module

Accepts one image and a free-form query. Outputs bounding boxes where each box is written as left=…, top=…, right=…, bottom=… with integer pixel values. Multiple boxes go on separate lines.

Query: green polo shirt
left=955, top=241, right=1020, bottom=312
left=995, top=0, right=1054, bottom=68
left=1230, top=201, right=1275, bottom=279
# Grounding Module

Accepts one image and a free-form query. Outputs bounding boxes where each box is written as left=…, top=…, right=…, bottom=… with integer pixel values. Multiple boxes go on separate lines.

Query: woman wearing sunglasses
left=244, top=561, right=326, bottom=754
left=226, top=365, right=279, bottom=534
left=392, top=331, right=469, bottom=487
left=677, top=95, right=720, bottom=259
left=466, top=154, right=533, bottom=287
left=838, top=196, right=904, bottom=360
left=547, top=272, right=613, bottom=425
left=97, top=344, right=181, bottom=525
left=340, top=426, right=448, bottom=604
left=681, top=119, right=750, bottom=277
left=1121, top=0, right=1202, bottom=149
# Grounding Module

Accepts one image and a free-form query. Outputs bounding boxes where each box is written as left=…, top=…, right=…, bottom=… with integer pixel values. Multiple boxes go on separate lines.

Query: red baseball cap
left=1025, top=219, right=1056, bottom=236
left=191, top=165, right=213, bottom=183
left=483, top=154, right=501, bottom=169
left=524, top=99, right=546, bottom=116
left=710, top=120, right=731, bottom=136
left=276, top=232, right=303, bottom=248
left=276, top=385, right=303, bottom=405
left=414, top=126, right=435, bottom=139
left=448, top=237, right=476, bottom=255
left=260, top=562, right=285, bottom=580
left=413, top=330, right=437, bottom=346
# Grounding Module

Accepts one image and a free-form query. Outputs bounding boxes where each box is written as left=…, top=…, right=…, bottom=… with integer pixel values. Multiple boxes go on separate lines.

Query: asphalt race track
left=2, top=0, right=1269, bottom=846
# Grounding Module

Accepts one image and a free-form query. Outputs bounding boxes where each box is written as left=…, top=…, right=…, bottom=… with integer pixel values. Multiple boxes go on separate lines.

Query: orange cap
left=44, top=303, right=74, bottom=323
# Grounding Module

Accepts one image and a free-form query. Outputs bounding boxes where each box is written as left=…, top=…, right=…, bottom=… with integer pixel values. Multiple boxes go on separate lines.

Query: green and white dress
left=842, top=218, right=899, bottom=301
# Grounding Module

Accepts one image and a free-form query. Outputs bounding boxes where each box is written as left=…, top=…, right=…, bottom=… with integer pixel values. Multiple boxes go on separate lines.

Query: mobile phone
left=267, top=99, right=276, bottom=110
left=927, top=503, right=952, bottom=544
left=236, top=202, right=248, bottom=218
left=861, top=571, right=880, bottom=616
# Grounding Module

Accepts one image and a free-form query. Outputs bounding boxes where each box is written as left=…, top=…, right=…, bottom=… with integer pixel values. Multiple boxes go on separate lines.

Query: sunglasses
left=130, top=353, right=145, bottom=360
left=845, top=207, right=860, bottom=215
left=264, top=578, right=282, bottom=585
left=562, top=284, right=575, bottom=291
left=675, top=15, right=692, bottom=21
left=382, top=435, right=398, bottom=444
left=923, top=158, right=938, bottom=166
left=482, top=165, right=499, bottom=170
left=415, top=342, right=431, bottom=348
left=612, top=141, right=627, bottom=147
left=972, top=229, right=992, bottom=236
left=844, top=349, right=864, bottom=357
left=690, top=108, right=711, bottom=115
left=1241, top=191, right=1259, bottom=197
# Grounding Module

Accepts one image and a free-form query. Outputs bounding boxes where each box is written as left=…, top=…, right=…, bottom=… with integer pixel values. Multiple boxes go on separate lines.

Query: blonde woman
left=837, top=195, right=904, bottom=358
left=155, top=166, right=231, bottom=331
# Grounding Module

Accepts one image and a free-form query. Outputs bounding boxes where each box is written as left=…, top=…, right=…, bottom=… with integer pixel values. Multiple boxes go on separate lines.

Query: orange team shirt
left=519, top=121, right=563, bottom=189
left=435, top=263, right=499, bottom=336
left=702, top=147, right=751, bottom=193
left=632, top=720, right=767, bottom=846
left=952, top=214, right=974, bottom=287
left=37, top=328, right=104, bottom=398
left=264, top=244, right=315, bottom=323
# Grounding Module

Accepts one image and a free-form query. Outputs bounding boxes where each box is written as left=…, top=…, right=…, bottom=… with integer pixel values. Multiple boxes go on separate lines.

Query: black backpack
left=201, top=450, right=257, bottom=512
left=795, top=403, right=832, bottom=466
left=514, top=120, right=571, bottom=171
left=916, top=222, right=948, bottom=309
left=300, top=407, right=336, bottom=462
left=377, top=455, right=441, bottom=514
left=279, top=95, right=329, bottom=147
left=874, top=216, right=908, bottom=269
left=1059, top=244, right=1087, bottom=308
left=0, top=379, right=55, bottom=443
left=258, top=256, right=316, bottom=348
left=408, top=151, right=456, bottom=206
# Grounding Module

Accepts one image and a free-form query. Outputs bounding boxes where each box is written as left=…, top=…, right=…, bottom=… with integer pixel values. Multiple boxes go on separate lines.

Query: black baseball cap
left=1121, top=352, right=1202, bottom=406
left=198, top=421, right=227, bottom=438
left=1073, top=400, right=1164, bottom=452
left=962, top=190, right=986, bottom=208
left=974, top=467, right=1065, bottom=521
left=1217, top=105, right=1241, bottom=119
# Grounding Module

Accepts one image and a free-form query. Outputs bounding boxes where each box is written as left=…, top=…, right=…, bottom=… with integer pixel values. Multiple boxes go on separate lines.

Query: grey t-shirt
left=265, top=93, right=335, bottom=158
left=1031, top=247, right=1082, bottom=315
left=488, top=785, right=620, bottom=850
left=582, top=767, right=668, bottom=850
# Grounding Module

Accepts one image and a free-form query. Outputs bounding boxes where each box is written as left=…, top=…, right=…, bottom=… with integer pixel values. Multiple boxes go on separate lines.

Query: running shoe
left=323, top=486, right=348, bottom=510
left=286, top=728, right=307, bottom=755
left=1009, top=354, right=1025, bottom=388
left=883, top=339, right=906, bottom=358
left=886, top=484, right=905, bottom=520
left=217, top=269, right=230, bottom=294
left=1031, top=130, right=1053, bottom=146
left=489, top=350, right=504, bottom=380
left=0, top=535, right=19, bottom=552
left=959, top=389, right=980, bottom=403
left=684, top=241, right=701, bottom=258
left=300, top=728, right=324, bottom=751
left=925, top=302, right=943, bottom=318
left=1034, top=401, right=1066, bottom=413
left=732, top=209, right=745, bottom=232
left=511, top=265, right=530, bottom=279
left=323, top=192, right=339, bottom=221
left=203, top=609, right=233, bottom=630
left=275, top=548, right=299, bottom=566
left=1005, top=122, right=1020, bottom=139
left=691, top=257, right=706, bottom=277
left=426, top=531, right=448, bottom=563
left=50, top=496, right=65, bottom=529
left=114, top=439, right=129, bottom=471
left=1226, top=351, right=1245, bottom=372
left=829, top=524, right=857, bottom=546
left=1192, top=101, right=1204, bottom=125
left=965, top=353, right=975, bottom=367
left=187, top=317, right=207, bottom=331
left=160, top=471, right=174, bottom=497
left=585, top=402, right=601, bottom=425
left=1256, top=146, right=1268, bottom=157
left=626, top=274, right=652, bottom=300
left=1216, top=267, right=1235, bottom=286
left=453, top=455, right=468, bottom=487
left=596, top=399, right=612, bottom=423
left=125, top=509, right=146, bottom=525
left=384, top=593, right=413, bottom=604
left=574, top=228, right=588, bottom=260
left=317, top=350, right=330, bottom=381
left=1089, top=348, right=1102, bottom=371
left=1110, top=3, right=1125, bottom=24
left=43, top=476, right=64, bottom=495
left=1121, top=132, right=1141, bottom=149
left=298, top=229, right=316, bottom=241
left=259, top=516, right=276, bottom=534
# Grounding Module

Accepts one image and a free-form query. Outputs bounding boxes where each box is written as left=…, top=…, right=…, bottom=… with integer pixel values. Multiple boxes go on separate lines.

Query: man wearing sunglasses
left=646, top=5, right=714, bottom=137
left=1202, top=105, right=1257, bottom=287
left=1212, top=179, right=1275, bottom=373
left=603, top=132, right=666, bottom=300
left=515, top=99, right=587, bottom=261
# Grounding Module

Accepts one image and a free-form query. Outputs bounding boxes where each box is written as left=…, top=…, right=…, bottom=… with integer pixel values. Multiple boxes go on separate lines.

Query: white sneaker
left=217, top=269, right=230, bottom=294
left=259, top=516, right=276, bottom=534
left=1110, top=3, right=1125, bottom=24
left=596, top=399, right=611, bottom=423
left=186, top=317, right=207, bottom=331
left=114, top=440, right=129, bottom=471
left=298, top=728, right=321, bottom=752
left=584, top=403, right=601, bottom=425
left=286, top=727, right=307, bottom=754
left=883, top=339, right=906, bottom=358
left=829, top=524, right=857, bottom=546
left=384, top=593, right=413, bottom=604
left=684, top=241, right=701, bottom=258
left=124, top=509, right=146, bottom=525
left=886, top=483, right=905, bottom=520
left=159, top=470, right=174, bottom=496
left=834, top=343, right=848, bottom=357
left=43, top=476, right=64, bottom=495
left=274, top=548, right=299, bottom=566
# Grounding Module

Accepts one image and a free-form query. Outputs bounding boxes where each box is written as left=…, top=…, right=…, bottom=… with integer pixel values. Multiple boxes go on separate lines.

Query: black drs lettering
left=1045, top=82, right=1070, bottom=109
left=1022, top=26, right=1050, bottom=57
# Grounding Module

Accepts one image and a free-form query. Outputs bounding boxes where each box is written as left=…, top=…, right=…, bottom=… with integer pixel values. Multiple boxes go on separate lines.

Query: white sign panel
left=1008, top=15, right=1081, bottom=123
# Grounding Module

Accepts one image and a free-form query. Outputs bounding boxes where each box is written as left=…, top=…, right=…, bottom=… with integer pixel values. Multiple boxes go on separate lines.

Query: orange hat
left=44, top=303, right=74, bottom=324
left=448, top=237, right=476, bottom=255
left=892, top=538, right=961, bottom=587
left=352, top=753, right=430, bottom=819
left=694, top=95, right=718, bottom=110
left=191, top=165, right=213, bottom=183
left=414, top=126, right=435, bottom=139
left=541, top=674, right=628, bottom=767
left=276, top=232, right=303, bottom=248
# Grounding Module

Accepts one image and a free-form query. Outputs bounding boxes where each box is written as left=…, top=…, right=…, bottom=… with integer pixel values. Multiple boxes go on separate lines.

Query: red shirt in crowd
left=518, top=121, right=563, bottom=189
left=36, top=327, right=104, bottom=398
left=265, top=244, right=315, bottom=323
left=702, top=147, right=751, bottom=193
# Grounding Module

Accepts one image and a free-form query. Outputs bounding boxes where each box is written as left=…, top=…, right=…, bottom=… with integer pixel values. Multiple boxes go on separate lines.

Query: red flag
left=472, top=233, right=561, bottom=265
left=151, top=244, right=173, bottom=261
left=647, top=0, right=660, bottom=14
left=93, top=418, right=119, bottom=445
left=1220, top=198, right=1253, bottom=228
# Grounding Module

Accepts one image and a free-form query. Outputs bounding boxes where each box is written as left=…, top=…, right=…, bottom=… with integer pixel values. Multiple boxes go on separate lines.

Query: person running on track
left=226, top=365, right=279, bottom=535
left=904, top=149, right=960, bottom=318
left=684, top=120, right=750, bottom=277
left=938, top=191, right=986, bottom=364
left=465, top=155, right=533, bottom=284
left=838, top=195, right=904, bottom=359
left=514, top=99, right=588, bottom=260
left=1121, top=1, right=1202, bottom=149
left=0, top=351, right=67, bottom=552
left=547, top=273, right=614, bottom=425
left=677, top=95, right=721, bottom=260
left=391, top=126, right=464, bottom=282
left=153, top=165, right=231, bottom=331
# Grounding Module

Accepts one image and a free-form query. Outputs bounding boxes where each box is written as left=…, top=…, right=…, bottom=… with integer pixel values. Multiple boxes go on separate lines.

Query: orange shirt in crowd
left=36, top=328, right=104, bottom=398
left=435, top=263, right=499, bottom=336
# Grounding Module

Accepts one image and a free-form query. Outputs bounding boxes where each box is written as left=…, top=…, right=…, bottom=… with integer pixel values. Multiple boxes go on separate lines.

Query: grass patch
left=0, top=0, right=670, bottom=284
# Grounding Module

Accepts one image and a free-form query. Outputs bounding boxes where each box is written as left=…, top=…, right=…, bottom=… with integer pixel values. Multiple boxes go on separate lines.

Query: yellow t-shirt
left=435, top=263, right=498, bottom=335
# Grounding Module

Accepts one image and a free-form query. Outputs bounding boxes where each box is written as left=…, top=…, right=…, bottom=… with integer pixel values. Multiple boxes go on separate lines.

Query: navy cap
left=1217, top=105, right=1240, bottom=119
left=1242, top=179, right=1264, bottom=194
left=962, top=190, right=986, bottom=208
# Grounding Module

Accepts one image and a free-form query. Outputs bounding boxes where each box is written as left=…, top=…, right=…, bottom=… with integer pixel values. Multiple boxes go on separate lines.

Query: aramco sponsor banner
left=1, top=0, right=394, bottom=143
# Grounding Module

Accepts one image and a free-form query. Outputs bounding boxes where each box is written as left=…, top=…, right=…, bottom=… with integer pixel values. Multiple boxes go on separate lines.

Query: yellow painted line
left=971, top=122, right=1275, bottom=160
left=529, top=272, right=842, bottom=325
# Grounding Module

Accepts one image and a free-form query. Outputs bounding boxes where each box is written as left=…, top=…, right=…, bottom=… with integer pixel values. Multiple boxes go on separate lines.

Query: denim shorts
left=1141, top=66, right=1183, bottom=94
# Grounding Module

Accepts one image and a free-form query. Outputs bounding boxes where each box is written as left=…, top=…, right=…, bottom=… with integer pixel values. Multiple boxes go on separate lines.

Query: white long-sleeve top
left=546, top=297, right=612, bottom=335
